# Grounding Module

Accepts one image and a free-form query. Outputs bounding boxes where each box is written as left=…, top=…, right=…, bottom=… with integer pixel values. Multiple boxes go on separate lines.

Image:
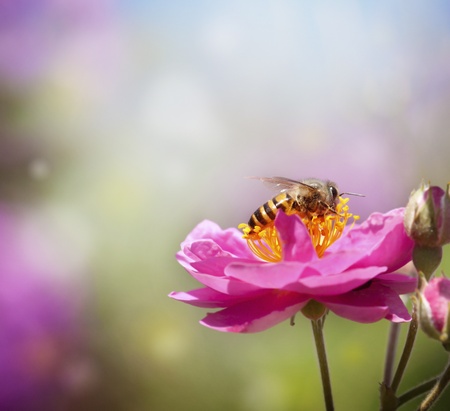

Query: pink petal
left=320, top=283, right=411, bottom=323
left=373, top=273, right=417, bottom=294
left=313, top=250, right=364, bottom=275
left=293, top=266, right=387, bottom=296
left=181, top=220, right=253, bottom=259
left=200, top=291, right=309, bottom=333
left=225, top=263, right=386, bottom=296
left=192, top=256, right=257, bottom=277
left=179, top=258, right=269, bottom=296
left=177, top=239, right=243, bottom=269
left=169, top=288, right=257, bottom=308
left=189, top=271, right=260, bottom=295
left=327, top=304, right=389, bottom=323
left=424, top=278, right=450, bottom=332
left=224, top=261, right=307, bottom=290
left=275, top=212, right=317, bottom=263
left=332, top=209, right=414, bottom=271
left=176, top=240, right=233, bottom=273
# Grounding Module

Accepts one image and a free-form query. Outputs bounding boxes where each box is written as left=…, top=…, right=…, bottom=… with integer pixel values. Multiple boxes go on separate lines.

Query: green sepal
left=412, top=245, right=442, bottom=281
left=301, top=300, right=327, bottom=320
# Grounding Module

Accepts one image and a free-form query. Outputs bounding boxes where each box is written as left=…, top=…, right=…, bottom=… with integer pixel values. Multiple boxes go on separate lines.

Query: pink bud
left=418, top=277, right=450, bottom=349
left=404, top=183, right=450, bottom=247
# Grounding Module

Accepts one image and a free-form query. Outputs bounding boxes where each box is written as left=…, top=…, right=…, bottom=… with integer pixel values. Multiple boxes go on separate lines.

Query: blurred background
left=1, top=1, right=450, bottom=410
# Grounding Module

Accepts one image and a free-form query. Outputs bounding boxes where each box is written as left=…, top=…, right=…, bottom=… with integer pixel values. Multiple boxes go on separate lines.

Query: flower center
left=239, top=197, right=358, bottom=262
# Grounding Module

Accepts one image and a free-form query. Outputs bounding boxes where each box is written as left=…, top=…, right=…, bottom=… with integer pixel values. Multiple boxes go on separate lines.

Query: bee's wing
left=247, top=176, right=312, bottom=192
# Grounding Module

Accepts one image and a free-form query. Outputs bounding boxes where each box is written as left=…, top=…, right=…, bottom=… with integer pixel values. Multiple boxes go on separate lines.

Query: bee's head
left=327, top=183, right=339, bottom=208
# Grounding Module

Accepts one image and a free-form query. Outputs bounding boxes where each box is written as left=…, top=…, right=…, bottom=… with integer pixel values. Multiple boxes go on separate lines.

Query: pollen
left=238, top=223, right=283, bottom=263
left=239, top=197, right=358, bottom=262
left=305, top=197, right=358, bottom=258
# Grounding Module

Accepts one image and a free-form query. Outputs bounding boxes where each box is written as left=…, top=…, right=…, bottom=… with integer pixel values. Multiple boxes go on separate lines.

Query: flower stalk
left=383, top=322, right=401, bottom=387
left=396, top=378, right=438, bottom=408
left=419, top=357, right=450, bottom=410
left=311, top=317, right=334, bottom=411
left=391, top=302, right=419, bottom=394
left=380, top=303, right=419, bottom=411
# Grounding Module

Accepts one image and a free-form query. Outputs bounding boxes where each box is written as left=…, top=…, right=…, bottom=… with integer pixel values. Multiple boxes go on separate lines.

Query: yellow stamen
left=239, top=197, right=358, bottom=262
left=238, top=223, right=283, bottom=263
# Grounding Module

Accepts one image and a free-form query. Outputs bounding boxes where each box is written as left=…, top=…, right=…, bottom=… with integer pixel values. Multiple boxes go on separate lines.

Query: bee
left=246, top=177, right=356, bottom=234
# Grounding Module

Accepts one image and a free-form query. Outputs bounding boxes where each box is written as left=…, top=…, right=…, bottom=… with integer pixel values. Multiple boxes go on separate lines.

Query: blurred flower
left=404, top=183, right=450, bottom=279
left=0, top=0, right=121, bottom=90
left=171, top=208, right=416, bottom=333
left=0, top=206, right=92, bottom=410
left=417, top=277, right=450, bottom=351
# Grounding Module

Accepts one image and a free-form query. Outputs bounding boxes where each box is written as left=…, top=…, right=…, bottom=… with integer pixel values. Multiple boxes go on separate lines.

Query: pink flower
left=418, top=277, right=450, bottom=348
left=170, top=209, right=416, bottom=333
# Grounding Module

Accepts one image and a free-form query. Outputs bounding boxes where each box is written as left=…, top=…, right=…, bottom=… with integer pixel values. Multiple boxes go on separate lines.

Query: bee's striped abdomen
left=248, top=192, right=295, bottom=233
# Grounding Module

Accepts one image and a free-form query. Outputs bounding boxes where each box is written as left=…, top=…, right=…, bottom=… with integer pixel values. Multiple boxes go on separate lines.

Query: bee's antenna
left=339, top=192, right=365, bottom=197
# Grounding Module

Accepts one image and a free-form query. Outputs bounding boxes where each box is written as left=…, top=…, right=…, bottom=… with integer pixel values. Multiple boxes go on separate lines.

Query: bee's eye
left=330, top=186, right=338, bottom=199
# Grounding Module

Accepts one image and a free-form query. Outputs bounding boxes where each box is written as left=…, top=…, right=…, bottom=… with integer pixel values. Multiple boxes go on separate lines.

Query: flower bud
left=404, top=183, right=450, bottom=279
left=417, top=277, right=450, bottom=351
left=404, top=182, right=450, bottom=248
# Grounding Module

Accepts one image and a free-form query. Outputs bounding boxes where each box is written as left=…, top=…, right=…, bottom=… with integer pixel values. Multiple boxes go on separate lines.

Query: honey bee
left=246, top=177, right=356, bottom=234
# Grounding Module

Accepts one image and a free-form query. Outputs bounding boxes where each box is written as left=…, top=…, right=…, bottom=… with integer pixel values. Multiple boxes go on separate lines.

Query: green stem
left=419, top=358, right=450, bottom=411
left=391, top=304, right=419, bottom=394
left=379, top=323, right=402, bottom=411
left=311, top=318, right=334, bottom=411
left=383, top=322, right=401, bottom=387
left=396, top=378, right=437, bottom=407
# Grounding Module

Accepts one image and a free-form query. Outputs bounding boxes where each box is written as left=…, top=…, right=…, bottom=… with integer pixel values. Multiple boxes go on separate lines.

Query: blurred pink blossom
left=0, top=0, right=120, bottom=88
left=0, top=206, right=92, bottom=410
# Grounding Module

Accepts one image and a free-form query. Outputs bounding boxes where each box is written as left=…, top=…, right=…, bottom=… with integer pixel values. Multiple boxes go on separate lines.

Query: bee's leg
left=319, top=201, right=341, bottom=216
